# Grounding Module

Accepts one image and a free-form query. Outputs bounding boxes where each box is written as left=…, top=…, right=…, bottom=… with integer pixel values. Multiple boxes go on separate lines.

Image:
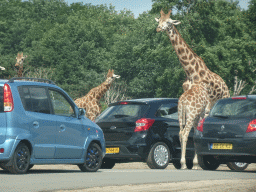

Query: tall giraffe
left=155, top=9, right=230, bottom=170
left=74, top=69, right=120, bottom=121
left=15, top=52, right=27, bottom=77
left=155, top=9, right=230, bottom=116
left=178, top=80, right=210, bottom=169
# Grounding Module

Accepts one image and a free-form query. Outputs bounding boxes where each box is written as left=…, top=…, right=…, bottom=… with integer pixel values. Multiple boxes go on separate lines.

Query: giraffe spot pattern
left=199, top=70, right=205, bottom=77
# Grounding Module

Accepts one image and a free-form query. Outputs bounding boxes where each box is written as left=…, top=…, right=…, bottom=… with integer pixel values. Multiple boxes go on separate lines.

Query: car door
left=48, top=89, right=86, bottom=159
left=155, top=102, right=195, bottom=158
left=18, top=86, right=57, bottom=159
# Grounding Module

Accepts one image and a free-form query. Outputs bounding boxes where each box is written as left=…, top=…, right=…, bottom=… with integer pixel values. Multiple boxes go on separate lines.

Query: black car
left=95, top=98, right=196, bottom=169
left=194, top=95, right=256, bottom=171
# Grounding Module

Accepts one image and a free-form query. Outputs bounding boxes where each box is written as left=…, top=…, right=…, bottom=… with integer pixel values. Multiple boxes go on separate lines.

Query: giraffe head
left=15, top=52, right=27, bottom=68
left=105, top=69, right=120, bottom=84
left=155, top=9, right=181, bottom=35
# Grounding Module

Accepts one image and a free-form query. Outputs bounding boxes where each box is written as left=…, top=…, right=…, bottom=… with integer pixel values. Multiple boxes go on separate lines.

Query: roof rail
left=8, top=77, right=55, bottom=85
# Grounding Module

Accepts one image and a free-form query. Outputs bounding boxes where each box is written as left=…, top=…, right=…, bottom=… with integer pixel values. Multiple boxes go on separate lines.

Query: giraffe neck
left=166, top=26, right=208, bottom=81
left=89, top=80, right=111, bottom=100
left=18, top=64, right=23, bottom=77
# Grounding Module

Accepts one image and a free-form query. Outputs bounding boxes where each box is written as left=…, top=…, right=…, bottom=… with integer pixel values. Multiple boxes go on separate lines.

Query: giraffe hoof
left=181, top=165, right=187, bottom=170
left=192, top=166, right=198, bottom=170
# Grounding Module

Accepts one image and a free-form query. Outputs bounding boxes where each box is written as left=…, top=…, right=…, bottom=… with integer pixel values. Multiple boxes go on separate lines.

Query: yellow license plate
left=106, top=147, right=120, bottom=154
left=211, top=143, right=233, bottom=150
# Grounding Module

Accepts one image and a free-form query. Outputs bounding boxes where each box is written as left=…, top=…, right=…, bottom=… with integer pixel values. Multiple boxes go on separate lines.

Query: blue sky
left=65, top=0, right=250, bottom=18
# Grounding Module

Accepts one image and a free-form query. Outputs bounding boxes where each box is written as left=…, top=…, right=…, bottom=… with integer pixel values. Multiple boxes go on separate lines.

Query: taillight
left=4, top=84, right=14, bottom=112
left=197, top=118, right=205, bottom=132
left=232, top=97, right=246, bottom=100
left=134, top=118, right=155, bottom=132
left=246, top=119, right=256, bottom=133
left=120, top=102, right=128, bottom=105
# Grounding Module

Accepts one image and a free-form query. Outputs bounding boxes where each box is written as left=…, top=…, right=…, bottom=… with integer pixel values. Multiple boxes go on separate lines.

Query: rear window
left=210, top=98, right=256, bottom=118
left=0, top=86, right=3, bottom=113
left=18, top=86, right=51, bottom=114
left=96, top=104, right=149, bottom=121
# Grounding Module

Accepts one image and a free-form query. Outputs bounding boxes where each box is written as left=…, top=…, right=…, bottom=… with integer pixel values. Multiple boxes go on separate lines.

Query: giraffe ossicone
left=74, top=69, right=120, bottom=121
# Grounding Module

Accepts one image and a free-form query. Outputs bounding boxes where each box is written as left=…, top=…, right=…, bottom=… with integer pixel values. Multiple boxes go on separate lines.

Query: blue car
left=0, top=77, right=105, bottom=174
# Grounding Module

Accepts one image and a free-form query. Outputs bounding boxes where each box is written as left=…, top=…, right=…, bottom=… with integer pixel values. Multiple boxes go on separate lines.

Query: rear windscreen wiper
left=212, top=115, right=229, bottom=118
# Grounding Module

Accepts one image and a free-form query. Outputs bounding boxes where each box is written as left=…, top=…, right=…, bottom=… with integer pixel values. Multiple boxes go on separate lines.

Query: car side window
left=155, top=103, right=178, bottom=120
left=49, top=89, right=75, bottom=117
left=18, top=86, right=51, bottom=114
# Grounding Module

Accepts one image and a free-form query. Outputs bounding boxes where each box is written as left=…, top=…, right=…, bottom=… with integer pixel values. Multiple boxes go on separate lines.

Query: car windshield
left=96, top=104, right=149, bottom=121
left=210, top=98, right=256, bottom=118
left=0, top=86, right=3, bottom=113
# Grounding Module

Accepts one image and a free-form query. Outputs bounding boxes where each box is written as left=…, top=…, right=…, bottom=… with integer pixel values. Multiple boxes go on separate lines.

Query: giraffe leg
left=192, top=152, right=198, bottom=170
left=180, top=131, right=188, bottom=170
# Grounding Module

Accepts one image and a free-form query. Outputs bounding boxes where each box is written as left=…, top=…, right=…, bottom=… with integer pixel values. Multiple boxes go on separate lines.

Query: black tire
left=78, top=143, right=103, bottom=172
left=28, top=164, right=34, bottom=170
left=7, top=143, right=31, bottom=174
left=0, top=163, right=8, bottom=170
left=101, top=158, right=116, bottom=169
left=146, top=142, right=170, bottom=169
left=227, top=162, right=249, bottom=171
left=198, top=155, right=220, bottom=170
left=186, top=159, right=193, bottom=169
left=172, top=160, right=181, bottom=169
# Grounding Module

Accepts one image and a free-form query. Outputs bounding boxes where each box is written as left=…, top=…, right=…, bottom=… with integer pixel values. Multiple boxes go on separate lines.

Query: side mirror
left=78, top=108, right=86, bottom=118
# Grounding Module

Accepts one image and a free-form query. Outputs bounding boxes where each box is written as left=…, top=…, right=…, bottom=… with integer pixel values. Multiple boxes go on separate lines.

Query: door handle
left=59, top=125, right=66, bottom=132
left=33, top=121, right=39, bottom=129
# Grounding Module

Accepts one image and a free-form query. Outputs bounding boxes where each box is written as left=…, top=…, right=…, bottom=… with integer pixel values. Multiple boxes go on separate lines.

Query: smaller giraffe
left=74, top=69, right=120, bottom=121
left=15, top=52, right=27, bottom=77
left=178, top=80, right=210, bottom=169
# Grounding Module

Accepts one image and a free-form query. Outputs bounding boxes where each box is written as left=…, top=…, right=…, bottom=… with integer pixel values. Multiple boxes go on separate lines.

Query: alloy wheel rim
left=234, top=162, right=247, bottom=167
left=154, top=145, right=168, bottom=166
left=86, top=146, right=100, bottom=169
left=16, top=147, right=29, bottom=170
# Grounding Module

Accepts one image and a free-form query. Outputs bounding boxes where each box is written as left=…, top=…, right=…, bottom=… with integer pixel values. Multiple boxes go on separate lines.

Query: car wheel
left=78, top=143, right=103, bottom=172
left=28, top=164, right=34, bottom=170
left=147, top=142, right=170, bottom=169
left=101, top=158, right=116, bottom=169
left=198, top=155, right=220, bottom=170
left=227, top=162, right=249, bottom=171
left=172, top=160, right=181, bottom=169
left=7, top=143, right=31, bottom=174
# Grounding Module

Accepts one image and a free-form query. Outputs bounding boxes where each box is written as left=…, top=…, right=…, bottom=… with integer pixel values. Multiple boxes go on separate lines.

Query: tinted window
left=49, top=90, right=75, bottom=117
left=155, top=103, right=178, bottom=120
left=97, top=104, right=148, bottom=120
left=210, top=98, right=256, bottom=117
left=0, top=86, right=3, bottom=113
left=19, top=86, right=51, bottom=114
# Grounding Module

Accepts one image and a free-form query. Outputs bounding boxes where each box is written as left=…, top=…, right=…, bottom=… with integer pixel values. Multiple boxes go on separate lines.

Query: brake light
left=134, top=118, right=155, bottom=132
left=246, top=119, right=256, bottom=133
left=197, top=118, right=205, bottom=132
left=0, top=148, right=4, bottom=153
left=232, top=97, right=246, bottom=100
left=4, top=84, right=14, bottom=112
left=120, top=102, right=128, bottom=105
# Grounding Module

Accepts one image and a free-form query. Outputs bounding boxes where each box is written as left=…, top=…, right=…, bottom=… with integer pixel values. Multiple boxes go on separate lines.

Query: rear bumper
left=104, top=141, right=148, bottom=162
left=194, top=136, right=256, bottom=163
left=0, top=138, right=17, bottom=162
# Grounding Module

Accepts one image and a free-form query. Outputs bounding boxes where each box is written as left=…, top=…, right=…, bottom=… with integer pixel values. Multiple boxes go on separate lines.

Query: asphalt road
left=0, top=164, right=256, bottom=192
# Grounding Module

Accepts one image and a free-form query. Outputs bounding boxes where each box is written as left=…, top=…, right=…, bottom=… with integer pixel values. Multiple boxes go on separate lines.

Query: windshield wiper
left=212, top=115, right=229, bottom=119
left=114, top=114, right=130, bottom=118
